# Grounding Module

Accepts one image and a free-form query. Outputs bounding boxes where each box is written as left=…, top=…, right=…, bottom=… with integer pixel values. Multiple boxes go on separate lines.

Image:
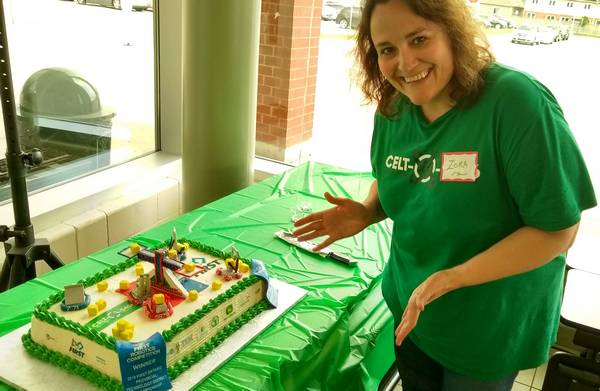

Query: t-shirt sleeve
left=497, top=73, right=596, bottom=231
left=371, top=112, right=383, bottom=180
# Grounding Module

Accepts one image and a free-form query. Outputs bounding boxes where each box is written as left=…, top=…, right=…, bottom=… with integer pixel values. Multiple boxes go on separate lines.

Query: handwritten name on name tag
left=440, top=152, right=479, bottom=182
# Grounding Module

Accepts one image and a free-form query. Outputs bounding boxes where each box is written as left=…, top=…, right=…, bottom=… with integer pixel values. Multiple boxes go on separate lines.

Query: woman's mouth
left=402, top=69, right=430, bottom=83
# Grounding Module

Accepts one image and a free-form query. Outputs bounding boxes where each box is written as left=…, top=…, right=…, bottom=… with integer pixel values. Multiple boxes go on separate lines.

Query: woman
left=293, top=0, right=596, bottom=389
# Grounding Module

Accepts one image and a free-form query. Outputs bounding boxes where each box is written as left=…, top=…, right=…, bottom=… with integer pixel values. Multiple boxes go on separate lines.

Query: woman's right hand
left=292, top=191, right=372, bottom=252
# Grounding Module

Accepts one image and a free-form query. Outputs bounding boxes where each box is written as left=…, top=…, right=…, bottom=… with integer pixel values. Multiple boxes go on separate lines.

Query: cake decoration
left=23, top=229, right=279, bottom=390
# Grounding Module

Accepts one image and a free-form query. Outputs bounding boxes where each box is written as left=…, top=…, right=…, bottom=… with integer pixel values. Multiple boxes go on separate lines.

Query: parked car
left=335, top=6, right=362, bottom=29
left=322, top=4, right=343, bottom=21
left=511, top=25, right=539, bottom=45
left=488, top=14, right=513, bottom=29
left=75, top=0, right=151, bottom=11
left=537, top=27, right=557, bottom=44
left=474, top=15, right=492, bottom=29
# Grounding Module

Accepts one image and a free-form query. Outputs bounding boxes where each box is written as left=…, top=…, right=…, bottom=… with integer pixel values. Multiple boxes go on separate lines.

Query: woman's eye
left=412, top=36, right=427, bottom=45
left=380, top=47, right=394, bottom=56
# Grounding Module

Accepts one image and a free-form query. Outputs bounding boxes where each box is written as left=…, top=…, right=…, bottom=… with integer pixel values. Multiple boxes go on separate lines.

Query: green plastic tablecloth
left=0, top=162, right=394, bottom=391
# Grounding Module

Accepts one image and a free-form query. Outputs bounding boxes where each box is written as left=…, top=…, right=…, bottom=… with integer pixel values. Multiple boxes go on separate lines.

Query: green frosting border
left=22, top=298, right=269, bottom=391
left=25, top=239, right=270, bottom=389
left=22, top=331, right=122, bottom=391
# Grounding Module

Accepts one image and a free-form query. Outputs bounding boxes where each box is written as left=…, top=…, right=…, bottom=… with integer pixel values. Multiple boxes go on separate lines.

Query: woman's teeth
left=403, top=69, right=429, bottom=83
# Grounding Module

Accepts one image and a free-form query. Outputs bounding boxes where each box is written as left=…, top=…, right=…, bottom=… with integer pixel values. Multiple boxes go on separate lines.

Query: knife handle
left=328, top=252, right=355, bottom=266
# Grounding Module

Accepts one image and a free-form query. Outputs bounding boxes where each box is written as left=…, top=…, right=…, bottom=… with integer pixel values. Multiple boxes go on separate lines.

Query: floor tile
left=532, top=361, right=548, bottom=390
left=532, top=348, right=558, bottom=389
left=515, top=367, right=536, bottom=386
left=512, top=381, right=531, bottom=391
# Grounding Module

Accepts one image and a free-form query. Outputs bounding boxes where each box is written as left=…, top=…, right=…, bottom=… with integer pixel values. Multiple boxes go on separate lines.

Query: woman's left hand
left=395, top=270, right=459, bottom=346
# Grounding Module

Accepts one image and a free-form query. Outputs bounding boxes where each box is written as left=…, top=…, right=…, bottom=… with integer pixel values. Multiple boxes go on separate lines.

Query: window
left=256, top=1, right=600, bottom=241
left=0, top=0, right=156, bottom=203
left=260, top=1, right=600, bottom=246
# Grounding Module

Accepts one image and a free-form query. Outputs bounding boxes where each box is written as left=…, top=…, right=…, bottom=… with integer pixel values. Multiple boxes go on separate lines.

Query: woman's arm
left=394, top=222, right=580, bottom=346
left=448, top=223, right=579, bottom=289
left=363, top=180, right=388, bottom=225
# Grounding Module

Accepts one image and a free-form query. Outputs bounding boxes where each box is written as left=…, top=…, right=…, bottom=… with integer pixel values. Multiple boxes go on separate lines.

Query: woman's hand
left=395, top=270, right=458, bottom=346
left=292, top=191, right=372, bottom=252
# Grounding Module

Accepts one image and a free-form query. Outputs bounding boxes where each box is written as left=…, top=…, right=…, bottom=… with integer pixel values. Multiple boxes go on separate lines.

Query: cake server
left=274, top=230, right=357, bottom=266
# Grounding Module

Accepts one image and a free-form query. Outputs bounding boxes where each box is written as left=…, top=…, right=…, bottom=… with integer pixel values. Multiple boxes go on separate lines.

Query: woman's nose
left=396, top=47, right=418, bottom=74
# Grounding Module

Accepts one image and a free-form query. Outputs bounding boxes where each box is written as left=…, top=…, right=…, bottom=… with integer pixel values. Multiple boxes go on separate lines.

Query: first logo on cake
left=69, top=338, right=85, bottom=358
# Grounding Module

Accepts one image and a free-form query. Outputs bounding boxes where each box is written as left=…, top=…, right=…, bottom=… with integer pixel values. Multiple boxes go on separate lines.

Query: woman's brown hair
left=355, top=0, right=495, bottom=117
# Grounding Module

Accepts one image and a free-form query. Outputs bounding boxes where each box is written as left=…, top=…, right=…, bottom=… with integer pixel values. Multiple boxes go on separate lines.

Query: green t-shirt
left=370, top=63, right=597, bottom=379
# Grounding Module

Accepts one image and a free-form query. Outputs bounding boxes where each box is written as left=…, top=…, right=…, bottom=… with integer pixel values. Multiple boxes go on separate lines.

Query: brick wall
left=256, top=0, right=322, bottom=164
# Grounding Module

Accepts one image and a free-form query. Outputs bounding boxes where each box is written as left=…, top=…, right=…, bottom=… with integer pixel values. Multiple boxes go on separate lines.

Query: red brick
left=272, top=105, right=288, bottom=118
left=257, top=133, right=278, bottom=143
left=272, top=87, right=289, bottom=100
left=257, top=104, right=270, bottom=116
left=265, top=114, right=281, bottom=125
left=270, top=127, right=286, bottom=137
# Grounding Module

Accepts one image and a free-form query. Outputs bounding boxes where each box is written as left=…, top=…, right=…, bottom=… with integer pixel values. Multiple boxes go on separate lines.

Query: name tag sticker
left=440, top=152, right=479, bottom=182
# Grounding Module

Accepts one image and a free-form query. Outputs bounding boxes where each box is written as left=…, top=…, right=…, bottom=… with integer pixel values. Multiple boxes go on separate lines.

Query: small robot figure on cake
left=60, top=284, right=91, bottom=312
left=215, top=247, right=249, bottom=281
left=166, top=227, right=190, bottom=262
left=130, top=273, right=152, bottom=302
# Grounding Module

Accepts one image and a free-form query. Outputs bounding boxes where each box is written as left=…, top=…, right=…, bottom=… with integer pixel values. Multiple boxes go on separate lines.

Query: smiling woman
left=0, top=0, right=156, bottom=203
left=295, top=0, right=598, bottom=389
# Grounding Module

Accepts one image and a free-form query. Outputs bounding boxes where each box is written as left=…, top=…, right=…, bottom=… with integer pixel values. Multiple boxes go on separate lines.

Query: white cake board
left=0, top=278, right=306, bottom=391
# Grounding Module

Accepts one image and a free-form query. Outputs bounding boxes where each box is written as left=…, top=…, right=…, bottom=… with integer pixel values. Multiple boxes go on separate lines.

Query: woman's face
left=370, top=0, right=455, bottom=119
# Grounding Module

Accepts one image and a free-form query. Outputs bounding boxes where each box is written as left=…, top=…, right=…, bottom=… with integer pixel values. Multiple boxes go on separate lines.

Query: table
left=0, top=162, right=395, bottom=391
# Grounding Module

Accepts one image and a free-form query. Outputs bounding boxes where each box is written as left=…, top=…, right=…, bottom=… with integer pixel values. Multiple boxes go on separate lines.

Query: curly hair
left=355, top=0, right=494, bottom=117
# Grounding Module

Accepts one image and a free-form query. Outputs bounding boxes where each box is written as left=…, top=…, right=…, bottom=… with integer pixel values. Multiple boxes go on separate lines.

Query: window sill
left=0, top=151, right=182, bottom=232
left=0, top=153, right=293, bottom=233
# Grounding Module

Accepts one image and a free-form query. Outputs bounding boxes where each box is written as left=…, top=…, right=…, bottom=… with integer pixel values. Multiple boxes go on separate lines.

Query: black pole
left=0, top=0, right=32, bottom=241
left=0, top=0, right=64, bottom=292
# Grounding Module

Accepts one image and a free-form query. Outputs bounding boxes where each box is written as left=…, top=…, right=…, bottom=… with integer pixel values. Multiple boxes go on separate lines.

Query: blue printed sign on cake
left=252, top=259, right=279, bottom=307
left=117, top=332, right=172, bottom=391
